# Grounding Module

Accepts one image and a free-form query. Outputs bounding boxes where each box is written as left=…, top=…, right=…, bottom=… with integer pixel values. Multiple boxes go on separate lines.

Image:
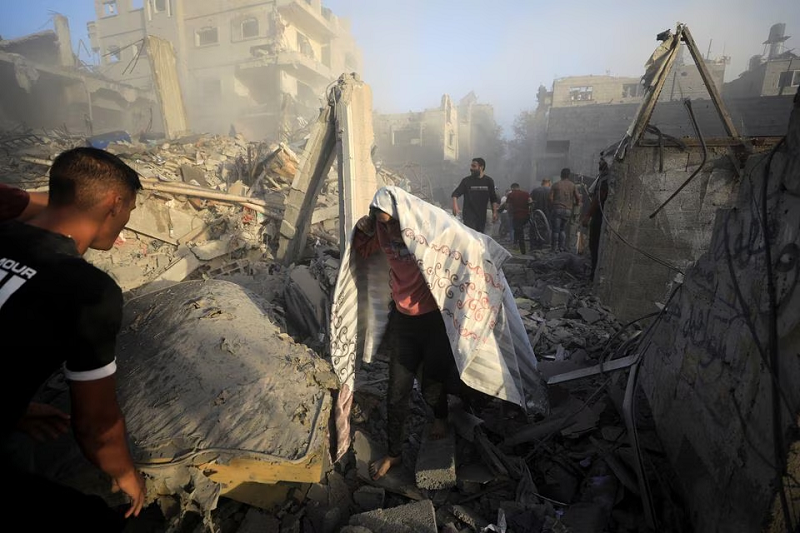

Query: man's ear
left=109, top=194, right=125, bottom=217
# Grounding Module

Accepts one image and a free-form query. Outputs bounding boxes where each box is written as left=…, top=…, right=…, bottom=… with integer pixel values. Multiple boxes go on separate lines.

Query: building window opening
left=296, top=33, right=315, bottom=59
left=103, top=1, right=118, bottom=16
left=622, top=83, right=643, bottom=98
left=242, top=18, right=259, bottom=39
left=778, top=70, right=800, bottom=88
left=569, top=86, right=593, bottom=102
left=152, top=0, right=167, bottom=13
left=196, top=27, right=219, bottom=47
left=107, top=45, right=121, bottom=63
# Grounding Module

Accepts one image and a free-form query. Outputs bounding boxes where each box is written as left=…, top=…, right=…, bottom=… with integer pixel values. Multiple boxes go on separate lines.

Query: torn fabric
left=329, top=186, right=549, bottom=461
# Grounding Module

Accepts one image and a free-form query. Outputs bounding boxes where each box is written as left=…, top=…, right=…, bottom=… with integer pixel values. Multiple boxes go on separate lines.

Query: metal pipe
left=648, top=99, right=708, bottom=219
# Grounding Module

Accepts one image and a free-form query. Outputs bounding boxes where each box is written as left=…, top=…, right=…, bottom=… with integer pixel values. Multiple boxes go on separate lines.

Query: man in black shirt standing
left=451, top=157, right=499, bottom=233
left=0, top=147, right=146, bottom=530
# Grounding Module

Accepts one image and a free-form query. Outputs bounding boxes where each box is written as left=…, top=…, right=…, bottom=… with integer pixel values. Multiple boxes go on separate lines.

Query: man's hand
left=492, top=211, right=499, bottom=223
left=355, top=215, right=375, bottom=236
left=111, top=469, right=147, bottom=518
left=16, top=402, right=70, bottom=442
left=452, top=208, right=460, bottom=217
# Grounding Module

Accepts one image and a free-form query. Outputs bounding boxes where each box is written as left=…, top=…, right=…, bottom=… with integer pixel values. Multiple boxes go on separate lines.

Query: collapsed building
left=373, top=92, right=503, bottom=206
left=87, top=0, right=362, bottom=141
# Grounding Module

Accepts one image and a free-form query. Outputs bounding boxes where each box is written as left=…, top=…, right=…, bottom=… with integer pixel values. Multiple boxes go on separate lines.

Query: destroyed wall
left=636, top=89, right=800, bottom=533
left=595, top=144, right=742, bottom=322
left=539, top=95, right=794, bottom=177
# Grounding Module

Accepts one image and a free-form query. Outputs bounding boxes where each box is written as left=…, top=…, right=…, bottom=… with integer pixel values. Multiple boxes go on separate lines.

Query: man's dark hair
left=542, top=178, right=551, bottom=185
left=49, top=147, right=142, bottom=209
left=511, top=183, right=519, bottom=189
left=472, top=157, right=486, bottom=170
left=560, top=168, right=571, bottom=179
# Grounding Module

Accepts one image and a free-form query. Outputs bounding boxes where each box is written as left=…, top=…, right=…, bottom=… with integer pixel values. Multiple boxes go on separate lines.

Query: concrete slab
left=542, top=285, right=571, bottom=308
left=349, top=500, right=437, bottom=533
left=415, top=427, right=456, bottom=490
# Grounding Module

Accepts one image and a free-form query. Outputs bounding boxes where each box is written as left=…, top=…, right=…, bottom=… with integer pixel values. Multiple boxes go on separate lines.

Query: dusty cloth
left=329, top=186, right=549, bottom=461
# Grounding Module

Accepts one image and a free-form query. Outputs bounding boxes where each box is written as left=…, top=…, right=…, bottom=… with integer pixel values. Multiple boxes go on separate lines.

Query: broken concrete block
left=353, top=486, right=385, bottom=511
left=542, top=285, right=570, bottom=308
left=415, top=428, right=456, bottom=490
left=545, top=308, right=566, bottom=320
left=577, top=307, right=602, bottom=324
left=339, top=527, right=374, bottom=533
left=349, top=500, right=437, bottom=533
left=449, top=504, right=490, bottom=531
left=306, top=482, right=328, bottom=506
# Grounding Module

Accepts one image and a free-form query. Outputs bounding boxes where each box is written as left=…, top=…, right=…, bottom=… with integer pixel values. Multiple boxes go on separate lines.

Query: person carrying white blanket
left=329, top=186, right=549, bottom=475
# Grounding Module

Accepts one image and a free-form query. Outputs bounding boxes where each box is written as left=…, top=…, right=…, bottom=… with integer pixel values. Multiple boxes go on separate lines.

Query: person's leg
left=514, top=219, right=527, bottom=255
left=371, top=312, right=421, bottom=479
left=419, top=312, right=458, bottom=438
left=550, top=214, right=560, bottom=249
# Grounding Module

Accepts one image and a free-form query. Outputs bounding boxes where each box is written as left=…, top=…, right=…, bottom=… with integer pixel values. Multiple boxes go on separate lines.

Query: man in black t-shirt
left=451, top=157, right=500, bottom=233
left=0, top=147, right=146, bottom=530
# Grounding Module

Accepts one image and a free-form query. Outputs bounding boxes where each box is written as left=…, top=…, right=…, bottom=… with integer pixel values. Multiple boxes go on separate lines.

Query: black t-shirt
left=451, top=175, right=499, bottom=229
left=0, top=221, right=122, bottom=438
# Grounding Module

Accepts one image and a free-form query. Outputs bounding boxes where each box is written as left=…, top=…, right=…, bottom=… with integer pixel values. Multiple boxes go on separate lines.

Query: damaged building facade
left=0, top=14, right=159, bottom=136
left=373, top=92, right=502, bottom=205
left=88, top=0, right=362, bottom=141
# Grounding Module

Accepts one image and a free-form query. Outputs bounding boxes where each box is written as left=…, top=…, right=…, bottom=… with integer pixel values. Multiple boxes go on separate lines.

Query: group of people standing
left=451, top=157, right=609, bottom=282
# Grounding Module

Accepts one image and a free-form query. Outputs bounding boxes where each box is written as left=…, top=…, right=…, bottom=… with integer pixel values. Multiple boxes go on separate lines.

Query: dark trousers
left=551, top=207, right=571, bottom=251
left=8, top=465, right=125, bottom=531
left=512, top=218, right=528, bottom=255
left=463, top=215, right=487, bottom=234
left=387, top=309, right=459, bottom=457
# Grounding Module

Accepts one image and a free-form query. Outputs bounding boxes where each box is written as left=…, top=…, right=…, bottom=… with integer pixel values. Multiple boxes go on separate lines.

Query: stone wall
left=595, top=145, right=740, bottom=322
left=635, top=88, right=800, bottom=533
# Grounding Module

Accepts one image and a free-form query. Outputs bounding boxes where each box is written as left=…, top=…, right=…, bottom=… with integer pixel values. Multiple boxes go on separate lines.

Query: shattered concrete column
left=53, top=14, right=75, bottom=68
left=145, top=36, right=189, bottom=140
left=276, top=104, right=337, bottom=265
left=335, top=73, right=381, bottom=248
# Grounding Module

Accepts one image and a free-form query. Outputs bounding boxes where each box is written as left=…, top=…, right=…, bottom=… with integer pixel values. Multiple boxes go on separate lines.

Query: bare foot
left=369, top=455, right=401, bottom=480
left=430, top=418, right=448, bottom=440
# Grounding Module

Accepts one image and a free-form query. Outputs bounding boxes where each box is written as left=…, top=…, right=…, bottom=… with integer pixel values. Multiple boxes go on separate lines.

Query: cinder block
left=542, top=285, right=571, bottom=308
left=415, top=428, right=456, bottom=490
left=349, top=499, right=437, bottom=533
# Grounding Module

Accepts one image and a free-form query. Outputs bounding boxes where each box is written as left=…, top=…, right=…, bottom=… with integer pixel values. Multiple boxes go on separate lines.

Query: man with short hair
left=529, top=178, right=552, bottom=250
left=451, top=157, right=499, bottom=234
left=549, top=168, right=581, bottom=252
left=1, top=147, right=146, bottom=530
left=504, top=183, right=531, bottom=255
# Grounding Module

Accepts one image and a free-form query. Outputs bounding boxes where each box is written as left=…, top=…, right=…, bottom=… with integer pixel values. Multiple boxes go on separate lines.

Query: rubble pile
left=1, top=127, right=683, bottom=532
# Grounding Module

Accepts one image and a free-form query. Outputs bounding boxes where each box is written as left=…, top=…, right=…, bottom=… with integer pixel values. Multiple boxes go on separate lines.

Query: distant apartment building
left=373, top=92, right=501, bottom=205
left=528, top=46, right=736, bottom=179
left=88, top=0, right=362, bottom=140
left=725, top=23, right=799, bottom=98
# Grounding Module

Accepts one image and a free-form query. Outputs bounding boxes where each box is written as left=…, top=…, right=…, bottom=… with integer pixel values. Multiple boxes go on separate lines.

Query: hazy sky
left=1, top=0, right=798, bottom=132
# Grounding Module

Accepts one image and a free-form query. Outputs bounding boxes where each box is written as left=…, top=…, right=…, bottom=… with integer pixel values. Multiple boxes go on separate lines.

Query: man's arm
left=489, top=180, right=499, bottom=222
left=451, top=180, right=465, bottom=215
left=70, top=376, right=146, bottom=518
left=353, top=215, right=380, bottom=258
